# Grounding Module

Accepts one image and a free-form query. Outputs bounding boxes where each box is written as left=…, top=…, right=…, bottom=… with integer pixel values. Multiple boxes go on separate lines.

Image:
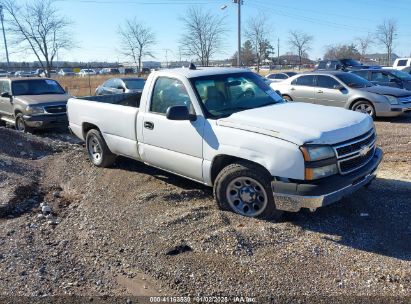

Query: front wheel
left=214, top=161, right=283, bottom=220
left=85, top=129, right=116, bottom=167
left=351, top=100, right=375, bottom=118
left=15, top=113, right=32, bottom=133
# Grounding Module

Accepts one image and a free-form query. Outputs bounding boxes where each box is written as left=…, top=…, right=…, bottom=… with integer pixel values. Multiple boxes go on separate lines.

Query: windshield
left=336, top=73, right=373, bottom=88
left=191, top=72, right=284, bottom=119
left=12, top=79, right=66, bottom=96
left=389, top=70, right=411, bottom=80
left=341, top=59, right=362, bottom=66
left=124, top=79, right=145, bottom=90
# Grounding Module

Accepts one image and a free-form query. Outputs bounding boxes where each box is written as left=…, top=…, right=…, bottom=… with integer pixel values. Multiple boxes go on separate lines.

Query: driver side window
left=150, top=77, right=191, bottom=114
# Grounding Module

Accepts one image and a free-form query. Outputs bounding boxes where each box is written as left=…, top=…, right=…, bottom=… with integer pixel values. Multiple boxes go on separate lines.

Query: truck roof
left=158, top=67, right=250, bottom=78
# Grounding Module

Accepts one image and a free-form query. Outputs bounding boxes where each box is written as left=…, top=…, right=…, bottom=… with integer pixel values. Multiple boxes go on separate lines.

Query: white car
left=392, top=58, right=411, bottom=73
left=68, top=67, right=382, bottom=220
left=78, top=69, right=97, bottom=77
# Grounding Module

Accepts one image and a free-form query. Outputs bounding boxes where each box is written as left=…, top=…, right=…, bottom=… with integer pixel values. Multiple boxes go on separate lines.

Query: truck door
left=140, top=76, right=205, bottom=182
left=0, top=80, right=13, bottom=117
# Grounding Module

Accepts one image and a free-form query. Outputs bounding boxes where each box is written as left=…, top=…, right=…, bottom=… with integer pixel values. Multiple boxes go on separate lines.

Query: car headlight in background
left=300, top=145, right=338, bottom=180
left=384, top=95, right=399, bottom=105
left=26, top=105, right=45, bottom=115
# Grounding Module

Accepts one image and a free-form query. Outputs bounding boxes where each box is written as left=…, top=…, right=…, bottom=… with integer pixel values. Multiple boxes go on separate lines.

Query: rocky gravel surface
left=0, top=114, right=410, bottom=303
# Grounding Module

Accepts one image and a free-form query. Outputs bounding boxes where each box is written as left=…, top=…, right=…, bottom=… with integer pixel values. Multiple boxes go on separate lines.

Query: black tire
left=15, top=113, right=33, bottom=133
left=282, top=95, right=293, bottom=101
left=0, top=118, right=6, bottom=127
left=351, top=100, right=376, bottom=118
left=85, top=129, right=116, bottom=167
left=214, top=161, right=283, bottom=221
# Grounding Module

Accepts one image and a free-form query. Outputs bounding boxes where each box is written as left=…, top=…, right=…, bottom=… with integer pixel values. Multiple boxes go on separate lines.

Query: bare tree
left=356, top=33, right=374, bottom=61
left=324, top=44, right=361, bottom=60
left=179, top=7, right=226, bottom=67
left=1, top=0, right=72, bottom=76
left=375, top=19, right=397, bottom=65
left=245, top=14, right=271, bottom=73
left=118, top=18, right=156, bottom=73
left=288, top=30, right=313, bottom=69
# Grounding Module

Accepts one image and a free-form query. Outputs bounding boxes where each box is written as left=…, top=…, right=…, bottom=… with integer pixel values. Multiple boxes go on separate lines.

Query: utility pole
left=277, top=37, right=280, bottom=68
left=0, top=5, right=10, bottom=68
left=235, top=0, right=242, bottom=67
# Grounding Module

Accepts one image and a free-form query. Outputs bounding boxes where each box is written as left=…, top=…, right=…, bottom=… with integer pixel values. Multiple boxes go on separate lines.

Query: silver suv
left=270, top=71, right=411, bottom=117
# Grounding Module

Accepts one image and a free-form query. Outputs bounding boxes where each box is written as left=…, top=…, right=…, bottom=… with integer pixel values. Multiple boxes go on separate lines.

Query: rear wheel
left=214, top=161, right=283, bottom=221
left=282, top=95, right=293, bottom=101
left=351, top=100, right=375, bottom=118
left=85, top=129, right=116, bottom=167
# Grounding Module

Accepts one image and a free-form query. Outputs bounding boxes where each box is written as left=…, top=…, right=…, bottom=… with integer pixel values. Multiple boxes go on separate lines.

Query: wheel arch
left=348, top=98, right=373, bottom=110
left=210, top=154, right=272, bottom=185
left=82, top=122, right=101, bottom=139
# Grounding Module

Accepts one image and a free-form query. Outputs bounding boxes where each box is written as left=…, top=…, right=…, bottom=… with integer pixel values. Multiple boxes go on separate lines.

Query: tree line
left=0, top=0, right=402, bottom=76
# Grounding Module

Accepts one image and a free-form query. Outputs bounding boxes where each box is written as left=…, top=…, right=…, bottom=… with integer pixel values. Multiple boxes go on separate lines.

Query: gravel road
left=0, top=114, right=410, bottom=303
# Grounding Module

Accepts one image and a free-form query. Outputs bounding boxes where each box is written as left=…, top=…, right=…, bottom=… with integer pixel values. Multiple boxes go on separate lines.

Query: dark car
left=350, top=69, right=411, bottom=91
left=315, top=59, right=378, bottom=72
left=95, top=77, right=146, bottom=95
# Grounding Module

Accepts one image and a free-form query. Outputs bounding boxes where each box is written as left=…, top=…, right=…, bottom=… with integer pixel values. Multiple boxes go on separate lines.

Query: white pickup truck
left=67, top=67, right=383, bottom=220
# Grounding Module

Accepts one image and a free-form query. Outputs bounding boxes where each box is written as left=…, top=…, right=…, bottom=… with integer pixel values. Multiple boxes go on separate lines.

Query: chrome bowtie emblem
left=359, top=145, right=371, bottom=156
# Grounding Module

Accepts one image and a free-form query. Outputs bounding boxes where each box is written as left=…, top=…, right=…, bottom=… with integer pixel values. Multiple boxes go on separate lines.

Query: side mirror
left=1, top=92, right=11, bottom=98
left=333, top=84, right=345, bottom=90
left=166, top=105, right=195, bottom=121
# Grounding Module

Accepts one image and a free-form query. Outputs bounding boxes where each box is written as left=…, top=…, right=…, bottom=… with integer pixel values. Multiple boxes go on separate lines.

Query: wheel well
left=348, top=99, right=372, bottom=110
left=282, top=94, right=292, bottom=100
left=210, top=155, right=271, bottom=185
left=14, top=110, right=22, bottom=116
left=82, top=122, right=100, bottom=138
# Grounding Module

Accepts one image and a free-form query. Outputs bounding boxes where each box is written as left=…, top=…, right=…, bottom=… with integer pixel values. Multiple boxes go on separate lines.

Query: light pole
left=0, top=5, right=10, bottom=68
left=221, top=0, right=243, bottom=67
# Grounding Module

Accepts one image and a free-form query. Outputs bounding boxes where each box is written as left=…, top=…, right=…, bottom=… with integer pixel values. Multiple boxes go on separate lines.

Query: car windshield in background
left=336, top=73, right=373, bottom=88
left=191, top=72, right=283, bottom=119
left=124, top=79, right=145, bottom=90
left=342, top=59, right=362, bottom=66
left=390, top=70, right=411, bottom=80
left=12, top=80, right=65, bottom=96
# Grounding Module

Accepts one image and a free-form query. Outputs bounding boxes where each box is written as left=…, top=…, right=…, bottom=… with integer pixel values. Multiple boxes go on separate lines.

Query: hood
left=217, top=103, right=373, bottom=146
left=15, top=94, right=70, bottom=105
left=360, top=85, right=411, bottom=97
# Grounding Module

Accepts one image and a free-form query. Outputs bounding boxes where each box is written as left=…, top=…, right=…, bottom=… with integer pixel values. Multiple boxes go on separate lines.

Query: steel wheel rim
left=354, top=103, right=373, bottom=116
left=226, top=177, right=268, bottom=217
left=87, top=135, right=102, bottom=163
left=16, top=117, right=25, bottom=132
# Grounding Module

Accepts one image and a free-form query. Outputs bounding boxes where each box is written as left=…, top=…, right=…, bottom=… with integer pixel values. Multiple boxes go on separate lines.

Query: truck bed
left=67, top=93, right=141, bottom=159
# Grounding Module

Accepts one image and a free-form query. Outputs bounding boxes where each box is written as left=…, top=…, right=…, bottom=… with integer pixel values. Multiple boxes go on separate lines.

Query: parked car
left=33, top=69, right=44, bottom=77
left=14, top=71, right=32, bottom=77
left=39, top=70, right=57, bottom=77
left=266, top=72, right=297, bottom=82
left=68, top=67, right=382, bottom=220
left=0, top=69, right=8, bottom=77
left=7, top=71, right=15, bottom=77
left=79, top=69, right=97, bottom=77
left=0, top=78, right=70, bottom=132
left=95, top=77, right=146, bottom=95
left=271, top=71, right=411, bottom=118
left=99, top=68, right=121, bottom=75
left=351, top=69, right=411, bottom=91
left=392, top=58, right=411, bottom=73
left=58, top=68, right=75, bottom=76
left=315, top=59, right=377, bottom=72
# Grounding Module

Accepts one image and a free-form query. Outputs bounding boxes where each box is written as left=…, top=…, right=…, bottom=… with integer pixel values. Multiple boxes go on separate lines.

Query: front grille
left=339, top=147, right=375, bottom=174
left=44, top=105, right=67, bottom=114
left=333, top=129, right=376, bottom=175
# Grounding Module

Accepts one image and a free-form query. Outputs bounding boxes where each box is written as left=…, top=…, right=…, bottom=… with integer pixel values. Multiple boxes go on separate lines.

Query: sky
left=2, top=0, right=411, bottom=63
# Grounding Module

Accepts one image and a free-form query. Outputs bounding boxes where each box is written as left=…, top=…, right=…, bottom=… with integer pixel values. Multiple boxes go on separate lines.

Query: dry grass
left=52, top=74, right=144, bottom=97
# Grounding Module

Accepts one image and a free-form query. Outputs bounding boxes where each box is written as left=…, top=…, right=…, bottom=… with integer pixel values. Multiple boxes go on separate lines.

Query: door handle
left=317, top=90, right=323, bottom=93
left=144, top=121, right=154, bottom=130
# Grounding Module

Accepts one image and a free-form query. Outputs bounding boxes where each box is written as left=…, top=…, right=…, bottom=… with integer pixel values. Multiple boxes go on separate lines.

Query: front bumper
left=375, top=103, right=411, bottom=117
left=23, top=114, right=68, bottom=129
left=271, top=148, right=383, bottom=212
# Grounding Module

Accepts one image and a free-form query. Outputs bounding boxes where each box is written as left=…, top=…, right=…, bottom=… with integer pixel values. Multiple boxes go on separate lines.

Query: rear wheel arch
left=82, top=122, right=100, bottom=139
left=282, top=94, right=293, bottom=101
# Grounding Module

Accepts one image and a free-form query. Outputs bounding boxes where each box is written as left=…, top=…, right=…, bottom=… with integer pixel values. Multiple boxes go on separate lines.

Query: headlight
left=306, top=164, right=338, bottom=180
left=300, top=145, right=335, bottom=161
left=26, top=105, right=45, bottom=115
left=384, top=95, right=399, bottom=105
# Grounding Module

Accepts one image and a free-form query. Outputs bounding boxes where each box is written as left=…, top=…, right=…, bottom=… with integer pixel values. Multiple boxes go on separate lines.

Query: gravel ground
left=0, top=114, right=410, bottom=303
